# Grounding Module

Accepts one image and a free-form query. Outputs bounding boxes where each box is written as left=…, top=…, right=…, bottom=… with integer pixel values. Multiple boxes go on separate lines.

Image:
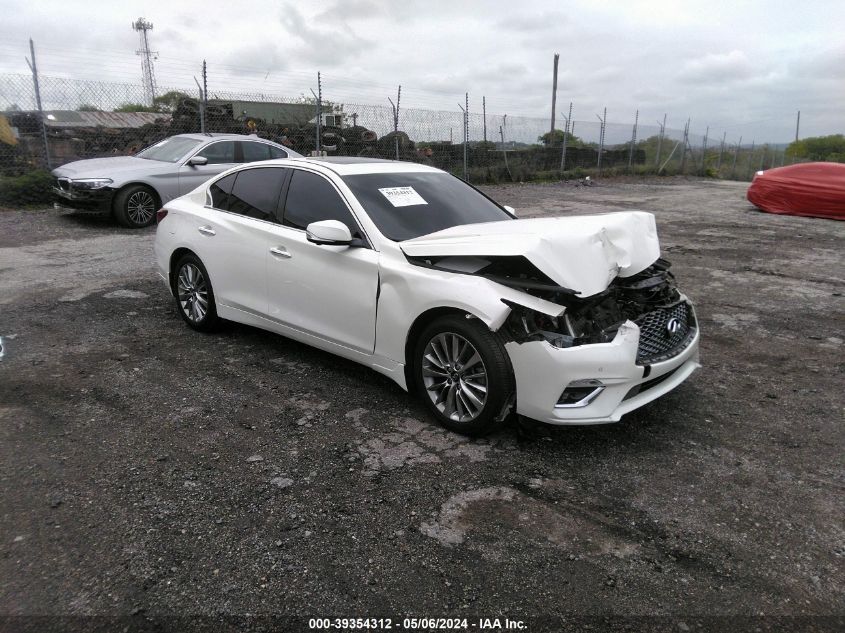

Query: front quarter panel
left=375, top=250, right=518, bottom=365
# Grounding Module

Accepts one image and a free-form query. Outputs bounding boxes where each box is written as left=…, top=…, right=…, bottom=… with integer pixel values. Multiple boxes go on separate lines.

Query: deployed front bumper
left=505, top=307, right=700, bottom=425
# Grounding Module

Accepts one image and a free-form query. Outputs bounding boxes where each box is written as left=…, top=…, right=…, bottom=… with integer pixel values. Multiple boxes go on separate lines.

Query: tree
left=538, top=129, right=585, bottom=147
left=152, top=91, right=192, bottom=113
left=785, top=134, right=845, bottom=163
left=77, top=104, right=99, bottom=112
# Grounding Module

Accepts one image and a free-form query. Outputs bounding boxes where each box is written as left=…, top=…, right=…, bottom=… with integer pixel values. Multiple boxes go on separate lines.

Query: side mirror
left=306, top=219, right=352, bottom=246
left=188, top=155, right=208, bottom=166
left=504, top=205, right=517, bottom=217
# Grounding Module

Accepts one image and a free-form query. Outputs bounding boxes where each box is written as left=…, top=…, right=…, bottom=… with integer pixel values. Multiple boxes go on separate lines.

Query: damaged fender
left=374, top=253, right=566, bottom=382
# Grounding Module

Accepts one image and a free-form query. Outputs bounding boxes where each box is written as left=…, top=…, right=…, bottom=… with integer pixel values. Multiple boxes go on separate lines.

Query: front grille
left=635, top=302, right=695, bottom=364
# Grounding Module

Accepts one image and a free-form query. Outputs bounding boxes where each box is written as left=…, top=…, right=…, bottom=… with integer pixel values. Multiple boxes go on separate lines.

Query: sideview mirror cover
left=188, top=156, right=208, bottom=166
left=306, top=219, right=352, bottom=246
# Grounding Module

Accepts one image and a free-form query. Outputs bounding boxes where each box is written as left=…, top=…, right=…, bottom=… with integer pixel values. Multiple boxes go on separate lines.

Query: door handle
left=198, top=226, right=216, bottom=236
left=270, top=246, right=292, bottom=259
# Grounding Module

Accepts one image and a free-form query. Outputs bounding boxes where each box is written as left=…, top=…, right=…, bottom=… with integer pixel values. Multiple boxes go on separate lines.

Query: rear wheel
left=113, top=184, right=158, bottom=228
left=173, top=254, right=220, bottom=332
left=413, top=314, right=514, bottom=436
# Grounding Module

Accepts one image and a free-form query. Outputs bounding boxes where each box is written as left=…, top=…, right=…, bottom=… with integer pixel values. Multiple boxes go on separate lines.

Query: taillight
left=156, top=208, right=168, bottom=223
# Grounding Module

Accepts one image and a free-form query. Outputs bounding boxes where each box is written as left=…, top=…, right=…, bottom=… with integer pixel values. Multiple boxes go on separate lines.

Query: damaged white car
left=154, top=158, right=700, bottom=435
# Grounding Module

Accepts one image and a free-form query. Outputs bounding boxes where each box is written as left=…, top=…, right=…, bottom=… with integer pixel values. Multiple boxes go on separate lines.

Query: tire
left=113, top=184, right=158, bottom=228
left=413, top=314, right=514, bottom=436
left=172, top=254, right=220, bottom=332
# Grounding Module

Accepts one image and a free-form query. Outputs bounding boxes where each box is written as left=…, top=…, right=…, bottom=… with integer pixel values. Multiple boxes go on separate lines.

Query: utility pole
left=795, top=110, right=800, bottom=142
left=550, top=53, right=559, bottom=138
left=132, top=17, right=158, bottom=106
left=628, top=109, right=639, bottom=172
left=193, top=76, right=204, bottom=133
left=655, top=114, right=666, bottom=167
left=25, top=38, right=50, bottom=168
left=680, top=119, right=690, bottom=173
left=457, top=93, right=468, bottom=180
left=482, top=96, right=487, bottom=143
left=202, top=60, right=207, bottom=131
left=560, top=102, right=572, bottom=174
left=746, top=140, right=755, bottom=179
left=596, top=108, right=606, bottom=174
left=310, top=72, right=322, bottom=155
left=388, top=84, right=401, bottom=160
left=194, top=61, right=208, bottom=133
left=731, top=136, right=742, bottom=177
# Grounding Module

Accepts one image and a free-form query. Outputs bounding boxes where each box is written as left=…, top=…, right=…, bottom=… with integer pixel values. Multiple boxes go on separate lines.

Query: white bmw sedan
left=154, top=158, right=700, bottom=435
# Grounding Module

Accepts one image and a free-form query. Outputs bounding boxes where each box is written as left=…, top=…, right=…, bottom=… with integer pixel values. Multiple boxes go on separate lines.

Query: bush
left=0, top=170, right=55, bottom=208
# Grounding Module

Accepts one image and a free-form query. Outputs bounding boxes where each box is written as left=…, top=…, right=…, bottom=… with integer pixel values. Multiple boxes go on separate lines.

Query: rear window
left=209, top=173, right=236, bottom=209
left=241, top=141, right=288, bottom=162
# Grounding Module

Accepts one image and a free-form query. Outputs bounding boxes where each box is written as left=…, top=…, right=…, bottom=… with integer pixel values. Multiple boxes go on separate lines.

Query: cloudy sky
left=1, top=0, right=843, bottom=143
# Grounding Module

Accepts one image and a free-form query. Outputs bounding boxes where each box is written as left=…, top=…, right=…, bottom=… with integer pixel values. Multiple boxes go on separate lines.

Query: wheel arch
left=168, top=247, right=198, bottom=291
left=403, top=306, right=486, bottom=394
left=112, top=181, right=163, bottom=213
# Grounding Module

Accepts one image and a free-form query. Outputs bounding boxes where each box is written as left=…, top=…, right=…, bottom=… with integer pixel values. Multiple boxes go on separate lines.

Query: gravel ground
left=0, top=177, right=843, bottom=632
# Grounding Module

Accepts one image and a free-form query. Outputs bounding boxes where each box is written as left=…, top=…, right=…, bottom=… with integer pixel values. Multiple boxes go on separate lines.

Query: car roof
left=175, top=133, right=275, bottom=142
left=285, top=157, right=442, bottom=176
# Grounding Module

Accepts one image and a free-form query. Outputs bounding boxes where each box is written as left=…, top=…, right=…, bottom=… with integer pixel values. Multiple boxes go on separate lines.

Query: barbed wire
left=1, top=71, right=798, bottom=181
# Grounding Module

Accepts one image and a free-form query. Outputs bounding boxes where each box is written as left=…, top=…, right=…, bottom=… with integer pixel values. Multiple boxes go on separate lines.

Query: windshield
left=342, top=172, right=513, bottom=241
left=136, top=137, right=203, bottom=162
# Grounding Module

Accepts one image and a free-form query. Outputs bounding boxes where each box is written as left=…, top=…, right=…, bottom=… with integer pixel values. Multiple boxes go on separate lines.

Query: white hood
left=400, top=211, right=661, bottom=297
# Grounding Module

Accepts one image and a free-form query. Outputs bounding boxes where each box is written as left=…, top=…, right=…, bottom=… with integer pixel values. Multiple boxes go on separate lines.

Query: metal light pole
left=25, top=38, right=50, bottom=168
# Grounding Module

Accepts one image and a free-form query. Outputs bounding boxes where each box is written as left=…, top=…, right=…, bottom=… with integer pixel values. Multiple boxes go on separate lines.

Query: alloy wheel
left=177, top=263, right=209, bottom=323
left=422, top=332, right=488, bottom=422
left=127, top=190, right=156, bottom=225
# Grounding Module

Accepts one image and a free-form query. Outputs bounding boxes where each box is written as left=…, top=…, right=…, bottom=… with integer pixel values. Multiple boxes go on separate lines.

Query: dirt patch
left=0, top=178, right=842, bottom=627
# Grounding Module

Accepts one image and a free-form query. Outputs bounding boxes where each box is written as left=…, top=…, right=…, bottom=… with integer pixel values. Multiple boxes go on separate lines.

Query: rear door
left=189, top=166, right=288, bottom=316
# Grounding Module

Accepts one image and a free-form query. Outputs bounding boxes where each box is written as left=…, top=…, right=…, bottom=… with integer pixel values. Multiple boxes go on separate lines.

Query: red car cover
left=746, top=162, right=845, bottom=221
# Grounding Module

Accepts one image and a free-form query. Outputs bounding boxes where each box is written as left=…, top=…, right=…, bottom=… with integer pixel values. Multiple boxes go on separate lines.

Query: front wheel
left=413, top=314, right=514, bottom=436
left=113, top=184, right=158, bottom=228
left=173, top=254, right=220, bottom=332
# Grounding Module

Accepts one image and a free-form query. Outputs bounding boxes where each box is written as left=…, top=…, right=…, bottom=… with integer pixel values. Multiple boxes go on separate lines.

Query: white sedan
left=153, top=158, right=700, bottom=435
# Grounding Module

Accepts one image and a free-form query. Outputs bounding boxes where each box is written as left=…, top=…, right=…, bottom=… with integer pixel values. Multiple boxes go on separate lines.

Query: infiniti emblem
left=665, top=318, right=683, bottom=336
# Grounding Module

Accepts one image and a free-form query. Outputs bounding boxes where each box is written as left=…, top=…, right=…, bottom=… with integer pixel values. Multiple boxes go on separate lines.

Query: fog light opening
left=555, top=379, right=605, bottom=408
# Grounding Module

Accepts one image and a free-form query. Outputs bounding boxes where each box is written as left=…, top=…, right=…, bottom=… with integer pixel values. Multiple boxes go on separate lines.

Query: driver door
left=178, top=140, right=239, bottom=195
left=265, top=168, right=379, bottom=354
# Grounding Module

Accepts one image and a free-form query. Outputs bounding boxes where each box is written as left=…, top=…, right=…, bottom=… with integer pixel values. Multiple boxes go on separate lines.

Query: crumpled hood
left=52, top=156, right=160, bottom=178
left=400, top=211, right=661, bottom=297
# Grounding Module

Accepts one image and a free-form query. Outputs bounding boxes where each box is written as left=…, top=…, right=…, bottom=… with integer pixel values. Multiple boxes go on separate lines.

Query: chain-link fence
left=0, top=72, right=793, bottom=182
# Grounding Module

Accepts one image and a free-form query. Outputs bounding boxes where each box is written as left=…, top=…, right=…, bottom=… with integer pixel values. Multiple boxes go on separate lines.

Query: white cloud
left=0, top=0, right=843, bottom=141
left=679, top=51, right=756, bottom=83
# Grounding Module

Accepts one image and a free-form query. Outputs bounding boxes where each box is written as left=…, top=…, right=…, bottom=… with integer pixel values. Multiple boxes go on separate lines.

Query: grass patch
left=0, top=170, right=54, bottom=208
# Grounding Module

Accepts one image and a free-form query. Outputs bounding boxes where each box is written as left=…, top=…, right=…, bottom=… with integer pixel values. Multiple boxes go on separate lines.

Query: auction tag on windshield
left=378, top=186, right=428, bottom=207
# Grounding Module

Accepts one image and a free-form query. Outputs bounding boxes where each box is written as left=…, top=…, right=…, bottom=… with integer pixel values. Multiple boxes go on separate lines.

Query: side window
left=240, top=141, right=271, bottom=162
left=209, top=173, right=236, bottom=209
left=227, top=167, right=286, bottom=222
left=268, top=145, right=288, bottom=159
left=197, top=141, right=235, bottom=165
left=283, top=170, right=362, bottom=240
